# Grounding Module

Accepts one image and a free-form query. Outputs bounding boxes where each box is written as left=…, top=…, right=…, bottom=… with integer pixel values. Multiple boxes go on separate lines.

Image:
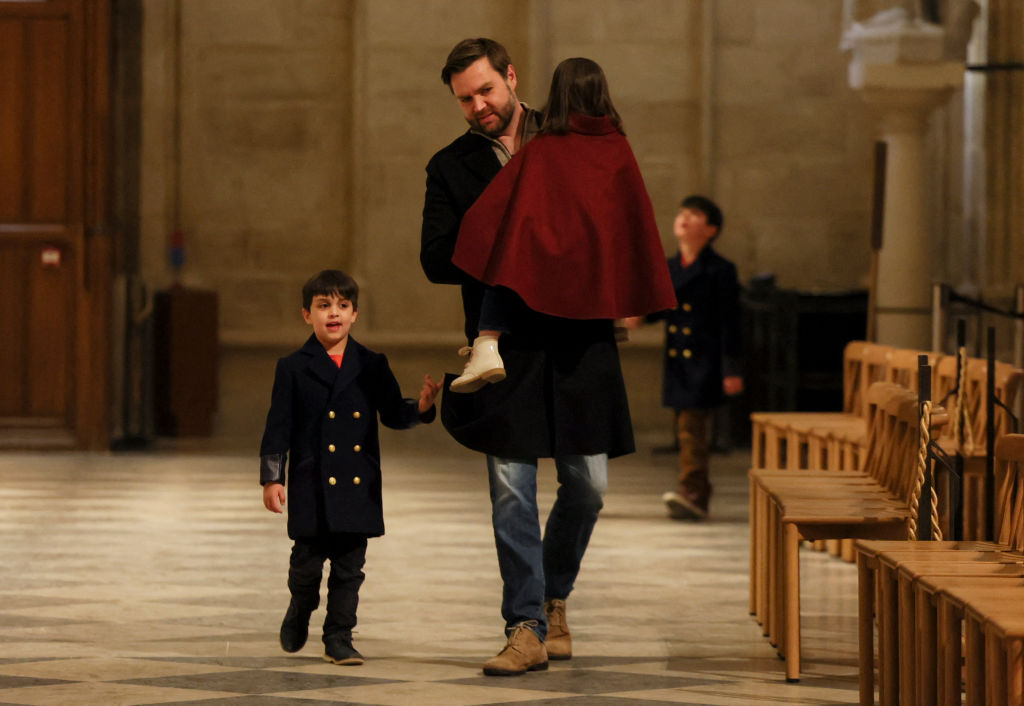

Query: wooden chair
left=752, top=383, right=945, bottom=681
left=750, top=341, right=890, bottom=470
left=748, top=381, right=904, bottom=621
left=854, top=433, right=1024, bottom=706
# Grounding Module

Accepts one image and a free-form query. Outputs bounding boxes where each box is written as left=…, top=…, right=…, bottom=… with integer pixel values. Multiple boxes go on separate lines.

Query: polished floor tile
left=0, top=435, right=861, bottom=704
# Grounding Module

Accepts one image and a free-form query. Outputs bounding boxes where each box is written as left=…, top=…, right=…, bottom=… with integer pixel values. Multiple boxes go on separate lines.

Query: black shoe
left=323, top=635, right=364, bottom=665
left=279, top=600, right=313, bottom=653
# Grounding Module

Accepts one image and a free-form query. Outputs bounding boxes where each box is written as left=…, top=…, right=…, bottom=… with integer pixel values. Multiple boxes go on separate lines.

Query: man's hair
left=680, top=194, right=724, bottom=232
left=302, top=269, right=359, bottom=310
left=441, top=37, right=512, bottom=87
left=539, top=57, right=622, bottom=135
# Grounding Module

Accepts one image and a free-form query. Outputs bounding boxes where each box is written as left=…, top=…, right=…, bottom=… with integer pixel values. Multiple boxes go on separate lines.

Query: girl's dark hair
left=302, top=269, right=359, bottom=310
left=441, top=38, right=512, bottom=88
left=539, top=57, right=623, bottom=135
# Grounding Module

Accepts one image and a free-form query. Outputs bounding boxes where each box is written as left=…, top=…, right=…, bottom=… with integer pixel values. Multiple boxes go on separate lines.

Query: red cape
left=452, top=114, right=676, bottom=320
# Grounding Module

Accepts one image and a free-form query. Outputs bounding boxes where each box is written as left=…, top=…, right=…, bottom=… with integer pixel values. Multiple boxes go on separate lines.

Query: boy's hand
left=723, top=375, right=744, bottom=396
left=418, top=374, right=443, bottom=413
left=263, top=483, right=286, bottom=513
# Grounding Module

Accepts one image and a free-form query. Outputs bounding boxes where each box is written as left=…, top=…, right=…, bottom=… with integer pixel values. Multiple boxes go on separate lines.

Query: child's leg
left=322, top=533, right=367, bottom=663
left=280, top=538, right=326, bottom=652
left=451, top=287, right=510, bottom=393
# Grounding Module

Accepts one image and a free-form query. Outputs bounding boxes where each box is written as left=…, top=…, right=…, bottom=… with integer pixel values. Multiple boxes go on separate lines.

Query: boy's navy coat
left=260, top=335, right=430, bottom=538
left=651, top=246, right=743, bottom=410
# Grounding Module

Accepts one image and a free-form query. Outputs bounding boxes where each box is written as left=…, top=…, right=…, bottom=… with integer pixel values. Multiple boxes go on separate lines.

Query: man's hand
left=263, top=483, right=286, bottom=513
left=418, top=374, right=443, bottom=413
left=621, top=316, right=643, bottom=330
left=723, top=375, right=744, bottom=396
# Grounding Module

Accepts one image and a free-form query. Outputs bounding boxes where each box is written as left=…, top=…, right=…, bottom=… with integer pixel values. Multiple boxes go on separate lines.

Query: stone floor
left=0, top=429, right=862, bottom=705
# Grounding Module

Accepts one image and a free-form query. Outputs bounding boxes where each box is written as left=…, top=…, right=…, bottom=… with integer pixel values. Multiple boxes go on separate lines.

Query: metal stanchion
left=917, top=353, right=933, bottom=540
left=932, top=282, right=947, bottom=354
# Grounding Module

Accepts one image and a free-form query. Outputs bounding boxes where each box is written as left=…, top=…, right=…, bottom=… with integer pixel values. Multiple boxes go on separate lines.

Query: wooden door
left=0, top=0, right=111, bottom=449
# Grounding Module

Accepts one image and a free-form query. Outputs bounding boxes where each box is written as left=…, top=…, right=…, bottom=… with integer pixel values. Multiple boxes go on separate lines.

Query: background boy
left=259, top=269, right=441, bottom=664
left=627, top=195, right=743, bottom=520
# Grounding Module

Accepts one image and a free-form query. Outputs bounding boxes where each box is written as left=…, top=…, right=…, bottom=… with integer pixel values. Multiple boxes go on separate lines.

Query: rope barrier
left=909, top=399, right=933, bottom=540
left=946, top=290, right=1024, bottom=319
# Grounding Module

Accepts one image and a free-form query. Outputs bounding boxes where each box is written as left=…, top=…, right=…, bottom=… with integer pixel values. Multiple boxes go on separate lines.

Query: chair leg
left=987, top=627, right=1007, bottom=706
left=857, top=552, right=875, bottom=706
left=749, top=476, right=758, bottom=617
left=1007, top=637, right=1023, bottom=706
left=878, top=563, right=899, bottom=706
left=965, top=612, right=985, bottom=706
left=915, top=583, right=937, bottom=706
left=938, top=597, right=962, bottom=706
left=783, top=523, right=801, bottom=682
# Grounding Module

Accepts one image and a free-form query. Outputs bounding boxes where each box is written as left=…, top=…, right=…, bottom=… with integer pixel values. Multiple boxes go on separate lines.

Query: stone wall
left=139, top=0, right=886, bottom=347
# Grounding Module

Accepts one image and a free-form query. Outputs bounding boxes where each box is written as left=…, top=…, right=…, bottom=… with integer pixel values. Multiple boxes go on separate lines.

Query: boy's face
left=673, top=207, right=718, bottom=251
left=303, top=294, right=358, bottom=349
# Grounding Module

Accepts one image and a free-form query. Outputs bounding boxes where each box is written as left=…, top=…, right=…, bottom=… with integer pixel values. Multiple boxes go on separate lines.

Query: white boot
left=450, top=335, right=506, bottom=393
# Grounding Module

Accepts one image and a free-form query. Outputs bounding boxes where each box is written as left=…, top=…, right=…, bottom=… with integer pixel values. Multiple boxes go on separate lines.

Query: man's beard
left=471, top=92, right=517, bottom=137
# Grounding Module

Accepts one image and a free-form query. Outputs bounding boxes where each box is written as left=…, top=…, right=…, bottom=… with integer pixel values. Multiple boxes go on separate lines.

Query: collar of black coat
left=299, top=334, right=364, bottom=391
left=670, top=245, right=717, bottom=285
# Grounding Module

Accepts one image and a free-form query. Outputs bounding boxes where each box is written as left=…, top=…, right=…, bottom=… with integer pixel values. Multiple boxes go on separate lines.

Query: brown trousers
left=675, top=409, right=711, bottom=512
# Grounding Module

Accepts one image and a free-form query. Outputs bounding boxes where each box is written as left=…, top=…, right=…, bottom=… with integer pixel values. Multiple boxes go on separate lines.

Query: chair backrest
left=854, top=343, right=895, bottom=419
left=885, top=349, right=942, bottom=393
left=994, top=434, right=1024, bottom=551
left=962, top=359, right=1024, bottom=443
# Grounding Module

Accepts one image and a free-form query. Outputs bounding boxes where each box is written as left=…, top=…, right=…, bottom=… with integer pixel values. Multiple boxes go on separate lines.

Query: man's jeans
left=486, top=453, right=607, bottom=640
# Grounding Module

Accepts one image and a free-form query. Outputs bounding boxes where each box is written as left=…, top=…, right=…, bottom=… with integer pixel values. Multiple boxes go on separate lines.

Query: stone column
left=845, top=21, right=965, bottom=348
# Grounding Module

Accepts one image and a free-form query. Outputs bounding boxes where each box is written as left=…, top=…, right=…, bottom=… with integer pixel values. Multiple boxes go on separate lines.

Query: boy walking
left=627, top=195, right=743, bottom=520
left=259, top=269, right=441, bottom=664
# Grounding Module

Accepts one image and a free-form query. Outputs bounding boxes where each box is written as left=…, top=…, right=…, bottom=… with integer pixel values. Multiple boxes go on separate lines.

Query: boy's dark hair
left=441, top=38, right=512, bottom=88
left=681, top=194, right=724, bottom=233
left=540, top=57, right=623, bottom=135
left=302, top=269, right=359, bottom=310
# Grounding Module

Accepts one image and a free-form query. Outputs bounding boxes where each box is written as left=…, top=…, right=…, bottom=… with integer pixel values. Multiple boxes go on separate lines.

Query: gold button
left=328, top=444, right=336, bottom=453
left=668, top=349, right=678, bottom=358
left=682, top=327, right=692, bottom=335
left=668, top=325, right=678, bottom=334
left=352, top=411, right=361, bottom=419
left=683, top=349, right=693, bottom=358
left=328, top=410, right=336, bottom=419
left=353, top=476, right=361, bottom=485
left=682, top=302, right=692, bottom=312
left=328, top=477, right=337, bottom=485
left=353, top=444, right=361, bottom=452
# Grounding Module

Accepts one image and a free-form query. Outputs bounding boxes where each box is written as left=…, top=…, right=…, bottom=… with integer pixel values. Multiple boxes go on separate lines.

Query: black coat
left=421, top=129, right=504, bottom=341
left=651, top=247, right=743, bottom=410
left=259, top=335, right=433, bottom=538
left=441, top=303, right=635, bottom=460
left=422, top=124, right=634, bottom=460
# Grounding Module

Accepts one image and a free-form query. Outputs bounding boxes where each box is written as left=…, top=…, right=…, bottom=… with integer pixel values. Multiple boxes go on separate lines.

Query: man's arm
left=421, top=159, right=475, bottom=285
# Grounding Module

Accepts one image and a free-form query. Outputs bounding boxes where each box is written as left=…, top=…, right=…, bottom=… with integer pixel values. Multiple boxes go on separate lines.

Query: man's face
left=673, top=207, right=718, bottom=250
left=449, top=57, right=518, bottom=138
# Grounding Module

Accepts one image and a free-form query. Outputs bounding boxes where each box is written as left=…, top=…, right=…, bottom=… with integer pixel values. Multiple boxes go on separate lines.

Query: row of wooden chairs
left=854, top=433, right=1024, bottom=705
left=749, top=381, right=948, bottom=681
left=751, top=341, right=1023, bottom=541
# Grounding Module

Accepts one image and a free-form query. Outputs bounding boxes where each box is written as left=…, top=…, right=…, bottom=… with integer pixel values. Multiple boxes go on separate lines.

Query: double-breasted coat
left=652, top=246, right=743, bottom=410
left=421, top=121, right=634, bottom=460
left=259, top=335, right=433, bottom=538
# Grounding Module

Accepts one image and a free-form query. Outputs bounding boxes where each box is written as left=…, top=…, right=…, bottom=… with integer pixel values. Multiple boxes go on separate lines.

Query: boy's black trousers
left=288, top=533, right=367, bottom=640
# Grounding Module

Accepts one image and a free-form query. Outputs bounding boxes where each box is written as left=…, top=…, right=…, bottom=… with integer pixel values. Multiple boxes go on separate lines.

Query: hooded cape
left=452, top=114, right=676, bottom=320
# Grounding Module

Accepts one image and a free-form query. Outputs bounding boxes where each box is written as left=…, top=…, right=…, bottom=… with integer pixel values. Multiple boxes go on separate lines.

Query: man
left=420, top=38, right=634, bottom=676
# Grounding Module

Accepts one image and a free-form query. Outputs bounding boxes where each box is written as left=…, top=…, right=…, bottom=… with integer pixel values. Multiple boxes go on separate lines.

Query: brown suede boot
left=482, top=621, right=548, bottom=676
left=544, top=599, right=572, bottom=660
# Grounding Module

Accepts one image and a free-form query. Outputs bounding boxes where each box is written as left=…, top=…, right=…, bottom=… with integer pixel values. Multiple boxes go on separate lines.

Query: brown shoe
left=662, top=491, right=708, bottom=521
left=544, top=599, right=572, bottom=660
left=482, top=621, right=548, bottom=676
